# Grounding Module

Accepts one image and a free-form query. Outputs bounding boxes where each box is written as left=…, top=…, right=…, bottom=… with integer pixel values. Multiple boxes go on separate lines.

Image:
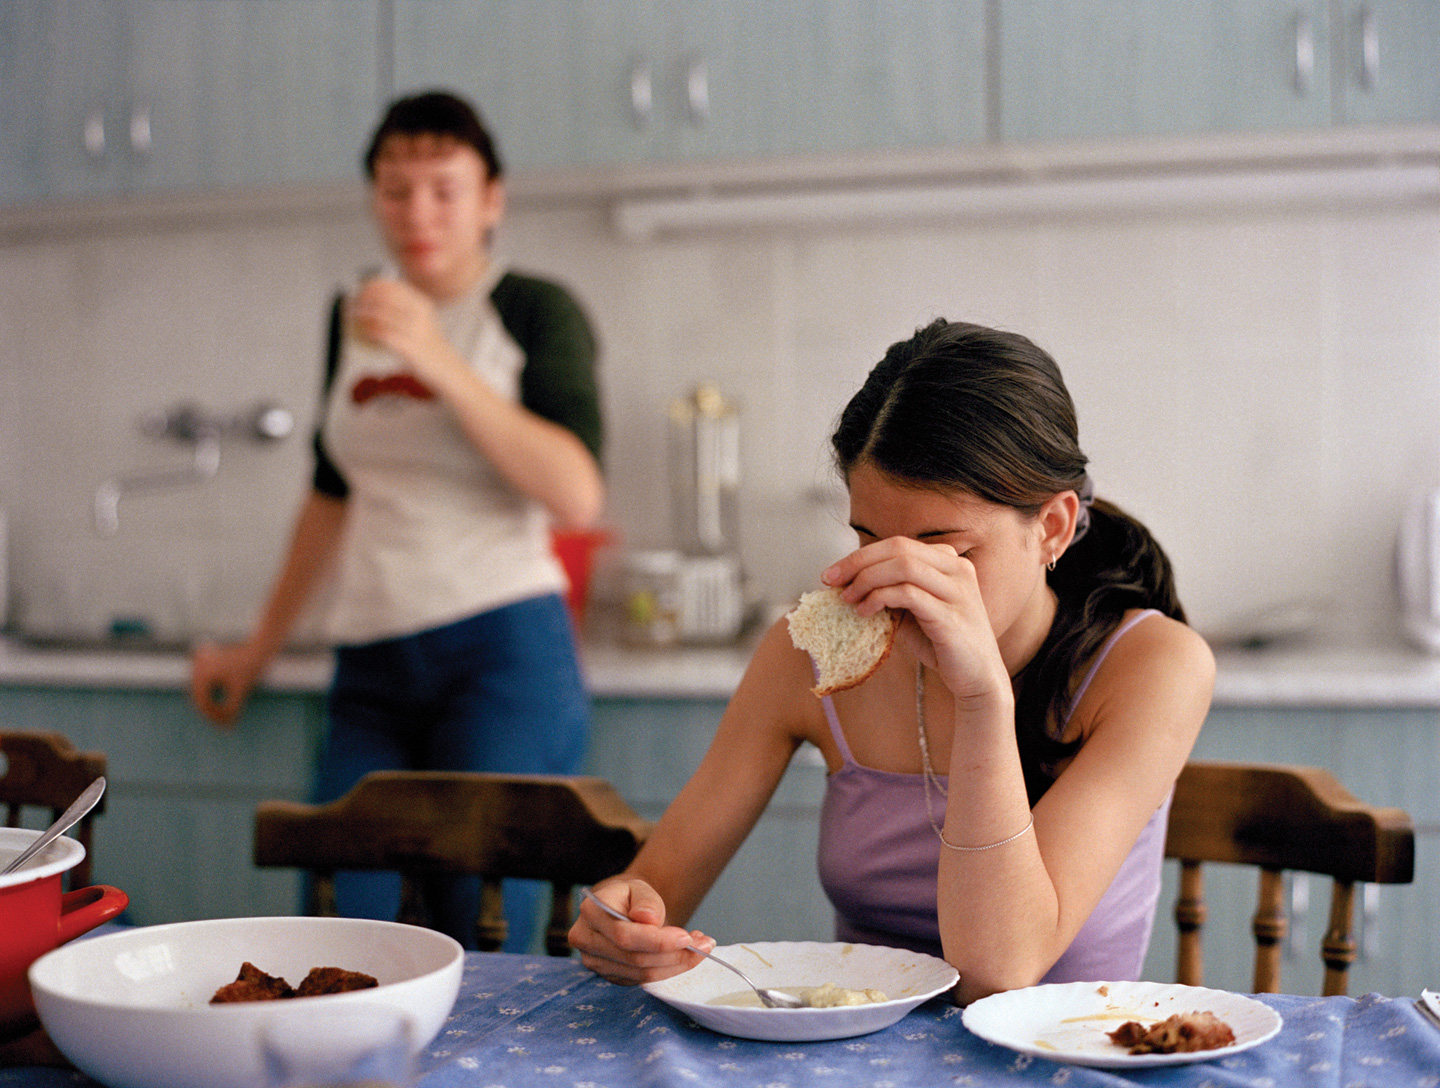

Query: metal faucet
left=94, top=401, right=294, bottom=537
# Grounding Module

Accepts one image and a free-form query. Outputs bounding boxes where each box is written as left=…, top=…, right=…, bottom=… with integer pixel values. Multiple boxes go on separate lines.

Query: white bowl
left=642, top=941, right=958, bottom=1042
left=28, top=916, right=463, bottom=1088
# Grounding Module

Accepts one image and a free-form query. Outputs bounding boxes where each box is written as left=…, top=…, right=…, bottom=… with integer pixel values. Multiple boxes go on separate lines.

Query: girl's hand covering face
left=823, top=535, right=1009, bottom=701
left=567, top=879, right=715, bottom=986
left=828, top=463, right=1060, bottom=701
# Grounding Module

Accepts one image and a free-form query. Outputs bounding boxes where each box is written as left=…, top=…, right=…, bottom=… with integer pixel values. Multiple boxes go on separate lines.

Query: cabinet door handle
left=129, top=106, right=152, bottom=156
left=629, top=59, right=653, bottom=128
left=686, top=56, right=710, bottom=126
left=83, top=110, right=106, bottom=159
left=1293, top=10, right=1315, bottom=94
left=1358, top=5, right=1379, bottom=90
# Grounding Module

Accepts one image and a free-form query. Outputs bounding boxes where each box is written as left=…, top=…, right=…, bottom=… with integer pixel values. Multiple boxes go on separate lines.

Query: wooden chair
left=1164, top=760, right=1414, bottom=996
left=0, top=730, right=108, bottom=890
left=253, top=771, right=652, bottom=956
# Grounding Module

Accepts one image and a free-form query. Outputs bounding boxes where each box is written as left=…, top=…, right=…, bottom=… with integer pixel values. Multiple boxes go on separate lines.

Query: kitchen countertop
left=4, top=632, right=1440, bottom=709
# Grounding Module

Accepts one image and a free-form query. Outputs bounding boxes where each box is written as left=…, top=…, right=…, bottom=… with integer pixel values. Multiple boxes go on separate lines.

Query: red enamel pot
left=0, top=826, right=127, bottom=1040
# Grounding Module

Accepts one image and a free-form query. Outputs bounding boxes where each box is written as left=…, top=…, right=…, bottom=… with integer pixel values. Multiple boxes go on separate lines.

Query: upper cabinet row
left=998, top=0, right=1439, bottom=139
left=0, top=0, right=381, bottom=204
left=1, top=0, right=1436, bottom=206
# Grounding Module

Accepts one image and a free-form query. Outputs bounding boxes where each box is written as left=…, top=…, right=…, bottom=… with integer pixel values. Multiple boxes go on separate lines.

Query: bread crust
left=811, top=612, right=898, bottom=697
left=786, top=587, right=901, bottom=697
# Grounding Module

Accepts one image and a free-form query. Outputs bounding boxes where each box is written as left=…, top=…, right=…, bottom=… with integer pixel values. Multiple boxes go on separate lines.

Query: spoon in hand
left=581, top=887, right=806, bottom=1008
left=1, top=776, right=106, bottom=876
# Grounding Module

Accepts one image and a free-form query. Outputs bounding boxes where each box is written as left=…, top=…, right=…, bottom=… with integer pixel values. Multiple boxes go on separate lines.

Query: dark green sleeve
left=491, top=272, right=603, bottom=464
left=311, top=292, right=350, bottom=500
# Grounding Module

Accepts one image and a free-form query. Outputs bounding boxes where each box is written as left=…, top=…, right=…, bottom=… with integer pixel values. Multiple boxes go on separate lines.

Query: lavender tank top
left=815, top=609, right=1171, bottom=983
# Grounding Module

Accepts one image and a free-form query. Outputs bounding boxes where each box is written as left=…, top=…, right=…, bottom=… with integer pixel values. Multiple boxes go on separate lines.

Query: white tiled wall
left=1, top=178, right=1436, bottom=649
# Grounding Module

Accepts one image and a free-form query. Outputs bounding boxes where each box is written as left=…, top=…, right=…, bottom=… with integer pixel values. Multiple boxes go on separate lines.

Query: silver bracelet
left=937, top=813, right=1034, bottom=852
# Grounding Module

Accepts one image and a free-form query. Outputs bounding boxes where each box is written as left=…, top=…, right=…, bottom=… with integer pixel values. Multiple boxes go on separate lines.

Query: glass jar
left=623, top=550, right=682, bottom=646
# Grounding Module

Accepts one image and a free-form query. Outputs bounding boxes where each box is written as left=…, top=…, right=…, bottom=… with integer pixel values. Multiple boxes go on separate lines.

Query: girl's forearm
left=935, top=691, right=1062, bottom=1001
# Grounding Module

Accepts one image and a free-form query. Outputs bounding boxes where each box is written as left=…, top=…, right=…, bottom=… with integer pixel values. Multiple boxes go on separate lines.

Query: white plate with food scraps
left=641, top=941, right=958, bottom=1042
left=962, top=980, right=1283, bottom=1068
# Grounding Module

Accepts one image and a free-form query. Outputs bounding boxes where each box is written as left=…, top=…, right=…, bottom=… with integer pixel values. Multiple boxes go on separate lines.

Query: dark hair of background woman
left=832, top=319, right=1186, bottom=804
left=363, top=89, right=504, bottom=180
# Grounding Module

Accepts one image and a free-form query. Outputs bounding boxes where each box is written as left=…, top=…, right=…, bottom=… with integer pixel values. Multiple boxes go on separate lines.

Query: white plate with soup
left=641, top=941, right=957, bottom=1042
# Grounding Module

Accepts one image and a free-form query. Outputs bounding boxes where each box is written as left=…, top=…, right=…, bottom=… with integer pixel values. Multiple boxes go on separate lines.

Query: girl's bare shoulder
left=727, top=610, right=830, bottom=743
left=1081, top=610, right=1215, bottom=723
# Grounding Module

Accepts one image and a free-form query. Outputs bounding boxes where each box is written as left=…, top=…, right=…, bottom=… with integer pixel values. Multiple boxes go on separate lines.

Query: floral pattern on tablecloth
left=409, top=956, right=1440, bottom=1088
left=4, top=954, right=1438, bottom=1088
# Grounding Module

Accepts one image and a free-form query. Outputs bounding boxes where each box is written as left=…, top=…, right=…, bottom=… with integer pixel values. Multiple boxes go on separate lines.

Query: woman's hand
left=568, top=879, right=715, bottom=986
left=349, top=277, right=457, bottom=385
left=189, top=640, right=268, bottom=730
left=823, top=537, right=1009, bottom=706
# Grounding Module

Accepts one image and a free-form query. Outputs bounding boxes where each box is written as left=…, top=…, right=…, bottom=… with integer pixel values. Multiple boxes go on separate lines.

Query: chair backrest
left=0, top=730, right=108, bottom=889
left=253, top=771, right=652, bottom=955
left=1164, top=759, right=1414, bottom=996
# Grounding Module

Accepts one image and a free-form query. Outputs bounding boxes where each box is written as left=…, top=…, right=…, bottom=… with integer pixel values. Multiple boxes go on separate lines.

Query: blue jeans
left=311, top=593, right=589, bottom=952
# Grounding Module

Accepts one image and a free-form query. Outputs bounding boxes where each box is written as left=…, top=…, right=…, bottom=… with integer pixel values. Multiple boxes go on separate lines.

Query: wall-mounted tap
left=94, top=400, right=294, bottom=537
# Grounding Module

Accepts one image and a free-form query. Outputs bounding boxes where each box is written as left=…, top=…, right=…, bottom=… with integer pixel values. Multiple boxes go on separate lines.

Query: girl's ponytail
left=1015, top=499, right=1186, bottom=802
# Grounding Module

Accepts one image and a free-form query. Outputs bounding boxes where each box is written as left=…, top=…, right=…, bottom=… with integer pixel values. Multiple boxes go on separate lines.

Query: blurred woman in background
left=191, top=91, right=603, bottom=952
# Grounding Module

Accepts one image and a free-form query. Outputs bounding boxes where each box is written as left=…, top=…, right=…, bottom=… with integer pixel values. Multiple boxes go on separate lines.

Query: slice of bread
left=786, top=586, right=899, bottom=697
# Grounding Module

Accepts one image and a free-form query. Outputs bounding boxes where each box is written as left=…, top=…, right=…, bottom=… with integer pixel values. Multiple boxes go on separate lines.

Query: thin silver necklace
left=915, top=662, right=949, bottom=840
left=915, top=661, right=1037, bottom=853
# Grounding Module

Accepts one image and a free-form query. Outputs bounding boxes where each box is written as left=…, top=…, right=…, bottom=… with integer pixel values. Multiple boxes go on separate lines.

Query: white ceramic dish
left=962, top=979, right=1283, bottom=1068
left=641, top=940, right=958, bottom=1042
left=28, top=915, right=463, bottom=1088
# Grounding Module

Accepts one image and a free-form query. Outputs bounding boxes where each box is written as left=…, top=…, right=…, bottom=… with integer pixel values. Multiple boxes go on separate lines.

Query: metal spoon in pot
left=1, top=776, right=106, bottom=876
left=581, top=886, right=806, bottom=1008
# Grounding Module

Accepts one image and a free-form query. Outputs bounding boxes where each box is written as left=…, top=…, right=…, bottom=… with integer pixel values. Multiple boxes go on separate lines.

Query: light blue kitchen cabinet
left=0, top=0, right=380, bottom=204
left=125, top=0, right=382, bottom=192
left=761, top=0, right=988, bottom=156
left=0, top=685, right=326, bottom=925
left=0, top=0, right=128, bottom=204
left=1333, top=0, right=1440, bottom=124
left=392, top=0, right=987, bottom=170
left=998, top=0, right=1440, bottom=142
left=997, top=0, right=1336, bottom=140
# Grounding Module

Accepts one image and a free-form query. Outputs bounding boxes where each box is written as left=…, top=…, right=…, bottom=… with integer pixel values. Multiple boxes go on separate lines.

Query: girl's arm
left=935, top=613, right=1212, bottom=1001
left=350, top=277, right=604, bottom=528
left=569, top=619, right=820, bottom=984
left=828, top=534, right=1212, bottom=1003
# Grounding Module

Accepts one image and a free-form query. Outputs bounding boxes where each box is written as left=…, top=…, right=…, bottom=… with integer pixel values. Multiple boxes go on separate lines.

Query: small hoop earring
left=1046, top=556, right=1057, bottom=572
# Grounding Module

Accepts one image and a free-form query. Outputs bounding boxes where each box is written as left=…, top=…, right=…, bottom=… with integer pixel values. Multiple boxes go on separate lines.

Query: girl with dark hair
left=190, top=91, right=603, bottom=953
left=571, top=319, right=1213, bottom=1003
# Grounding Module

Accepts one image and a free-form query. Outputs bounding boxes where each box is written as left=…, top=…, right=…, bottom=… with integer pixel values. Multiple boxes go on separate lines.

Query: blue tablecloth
left=5, top=952, right=1439, bottom=1087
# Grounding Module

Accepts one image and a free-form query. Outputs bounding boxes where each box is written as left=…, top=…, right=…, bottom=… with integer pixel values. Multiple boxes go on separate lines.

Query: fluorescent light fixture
left=613, top=163, right=1440, bottom=241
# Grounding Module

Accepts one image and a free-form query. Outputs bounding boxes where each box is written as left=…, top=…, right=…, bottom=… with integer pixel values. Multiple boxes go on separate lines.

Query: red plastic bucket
left=550, top=529, right=614, bottom=625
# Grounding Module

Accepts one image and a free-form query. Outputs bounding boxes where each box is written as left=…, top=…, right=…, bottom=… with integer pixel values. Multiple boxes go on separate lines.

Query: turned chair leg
left=1320, top=881, right=1357, bottom=997
left=1175, top=860, right=1206, bottom=986
left=546, top=883, right=575, bottom=957
left=475, top=876, right=508, bottom=951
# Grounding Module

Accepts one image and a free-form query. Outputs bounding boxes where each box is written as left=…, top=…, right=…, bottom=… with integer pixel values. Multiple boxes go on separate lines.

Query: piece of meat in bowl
left=294, top=967, right=379, bottom=997
left=209, top=962, right=295, bottom=1004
